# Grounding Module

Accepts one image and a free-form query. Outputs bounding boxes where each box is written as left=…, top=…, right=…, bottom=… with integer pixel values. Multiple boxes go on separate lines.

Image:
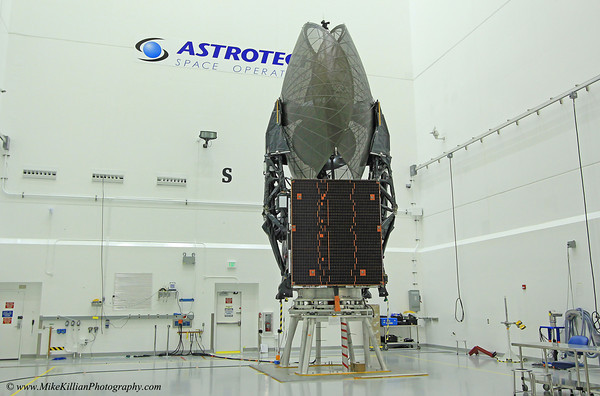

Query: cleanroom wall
left=410, top=0, right=600, bottom=351
left=0, top=1, right=11, bottom=98
left=0, top=1, right=417, bottom=354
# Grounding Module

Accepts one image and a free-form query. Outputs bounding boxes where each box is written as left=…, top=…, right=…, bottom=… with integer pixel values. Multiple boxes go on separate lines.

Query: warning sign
left=5, top=302, right=14, bottom=309
left=2, top=310, right=13, bottom=318
left=3, top=317, right=11, bottom=324
left=225, top=298, right=232, bottom=304
left=224, top=307, right=234, bottom=318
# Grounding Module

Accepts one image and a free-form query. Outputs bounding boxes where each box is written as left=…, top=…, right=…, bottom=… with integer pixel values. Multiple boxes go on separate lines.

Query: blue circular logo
left=135, top=38, right=169, bottom=62
left=143, top=41, right=162, bottom=59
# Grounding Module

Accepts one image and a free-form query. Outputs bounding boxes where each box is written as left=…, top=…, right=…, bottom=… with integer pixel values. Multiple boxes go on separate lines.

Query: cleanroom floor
left=1, top=346, right=598, bottom=395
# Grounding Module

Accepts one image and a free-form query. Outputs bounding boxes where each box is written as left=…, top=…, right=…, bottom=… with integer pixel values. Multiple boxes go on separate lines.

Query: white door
left=214, top=291, right=242, bottom=354
left=0, top=291, right=24, bottom=359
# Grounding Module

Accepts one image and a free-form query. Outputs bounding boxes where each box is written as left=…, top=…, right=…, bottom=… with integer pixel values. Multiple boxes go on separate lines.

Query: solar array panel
left=290, top=179, right=383, bottom=286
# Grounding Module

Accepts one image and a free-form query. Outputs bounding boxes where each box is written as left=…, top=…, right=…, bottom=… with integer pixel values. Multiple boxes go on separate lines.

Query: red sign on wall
left=3, top=318, right=11, bottom=324
left=5, top=302, right=14, bottom=309
left=225, top=298, right=232, bottom=304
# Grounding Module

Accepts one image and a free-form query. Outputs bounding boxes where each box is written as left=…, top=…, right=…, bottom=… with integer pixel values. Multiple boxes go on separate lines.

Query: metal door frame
left=0, top=290, right=24, bottom=360
left=214, top=290, right=242, bottom=354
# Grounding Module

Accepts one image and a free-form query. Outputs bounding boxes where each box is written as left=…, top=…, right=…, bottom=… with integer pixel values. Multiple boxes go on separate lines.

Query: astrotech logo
left=135, top=38, right=169, bottom=62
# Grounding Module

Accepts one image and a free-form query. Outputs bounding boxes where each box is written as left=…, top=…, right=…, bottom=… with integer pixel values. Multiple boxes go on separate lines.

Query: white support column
left=364, top=317, right=388, bottom=371
left=299, top=318, right=316, bottom=374
left=315, top=321, right=322, bottom=365
left=347, top=320, right=356, bottom=367
left=362, top=319, right=371, bottom=370
left=298, top=318, right=309, bottom=369
left=281, top=315, right=299, bottom=366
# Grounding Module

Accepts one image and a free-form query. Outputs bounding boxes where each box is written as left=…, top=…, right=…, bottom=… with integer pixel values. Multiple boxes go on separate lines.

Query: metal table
left=512, top=341, right=600, bottom=394
left=381, top=323, right=420, bottom=350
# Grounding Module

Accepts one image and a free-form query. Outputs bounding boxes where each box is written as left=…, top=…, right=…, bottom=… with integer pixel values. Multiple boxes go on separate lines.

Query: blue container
left=380, top=317, right=398, bottom=326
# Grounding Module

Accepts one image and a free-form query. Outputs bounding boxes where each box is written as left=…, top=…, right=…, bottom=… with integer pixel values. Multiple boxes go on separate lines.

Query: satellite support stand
left=280, top=288, right=387, bottom=375
left=315, top=321, right=322, bottom=365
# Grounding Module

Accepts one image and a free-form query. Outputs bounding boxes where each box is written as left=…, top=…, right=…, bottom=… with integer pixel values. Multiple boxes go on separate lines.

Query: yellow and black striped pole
left=279, top=300, right=283, bottom=333
left=276, top=299, right=283, bottom=359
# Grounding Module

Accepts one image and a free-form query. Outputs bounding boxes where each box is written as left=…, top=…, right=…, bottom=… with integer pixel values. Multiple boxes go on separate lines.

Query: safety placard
left=2, top=310, right=13, bottom=318
left=225, top=298, right=232, bottom=304
left=3, top=317, right=11, bottom=324
left=224, top=307, right=234, bottom=317
left=5, top=302, right=14, bottom=309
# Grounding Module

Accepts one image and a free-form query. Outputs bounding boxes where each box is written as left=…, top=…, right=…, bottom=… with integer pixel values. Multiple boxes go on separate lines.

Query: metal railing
left=410, top=73, right=600, bottom=176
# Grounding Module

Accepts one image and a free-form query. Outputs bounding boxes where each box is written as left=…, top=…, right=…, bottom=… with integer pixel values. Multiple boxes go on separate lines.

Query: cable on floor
left=192, top=352, right=274, bottom=364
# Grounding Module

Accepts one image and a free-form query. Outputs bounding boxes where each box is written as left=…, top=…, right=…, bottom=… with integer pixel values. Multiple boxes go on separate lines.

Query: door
left=0, top=291, right=24, bottom=359
left=214, top=291, right=242, bottom=354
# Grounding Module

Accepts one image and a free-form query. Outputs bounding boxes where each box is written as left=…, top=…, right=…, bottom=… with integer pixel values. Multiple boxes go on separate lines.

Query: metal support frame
left=280, top=288, right=388, bottom=375
left=315, top=322, right=322, bottom=365
left=262, top=153, right=292, bottom=299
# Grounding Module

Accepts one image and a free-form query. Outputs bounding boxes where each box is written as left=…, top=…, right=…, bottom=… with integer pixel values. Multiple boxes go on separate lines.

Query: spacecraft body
left=263, top=22, right=396, bottom=300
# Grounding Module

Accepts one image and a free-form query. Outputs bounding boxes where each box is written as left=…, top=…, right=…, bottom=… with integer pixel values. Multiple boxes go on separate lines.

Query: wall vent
left=92, top=173, right=124, bottom=183
left=157, top=176, right=187, bottom=186
left=22, top=169, right=57, bottom=180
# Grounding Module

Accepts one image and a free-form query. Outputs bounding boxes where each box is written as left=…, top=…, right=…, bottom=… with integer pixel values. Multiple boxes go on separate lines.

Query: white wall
left=410, top=0, right=600, bottom=351
left=0, top=0, right=11, bottom=102
left=0, top=0, right=417, bottom=355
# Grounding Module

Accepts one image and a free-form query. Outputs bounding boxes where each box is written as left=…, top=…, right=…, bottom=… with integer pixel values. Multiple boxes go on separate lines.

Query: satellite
left=262, top=21, right=397, bottom=300
left=260, top=21, right=398, bottom=375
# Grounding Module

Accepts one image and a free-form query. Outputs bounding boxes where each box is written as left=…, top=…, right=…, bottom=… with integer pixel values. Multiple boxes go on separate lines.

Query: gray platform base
left=251, top=363, right=428, bottom=382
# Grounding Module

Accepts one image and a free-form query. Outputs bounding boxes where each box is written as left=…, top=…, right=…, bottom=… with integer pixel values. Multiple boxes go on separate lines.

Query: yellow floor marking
left=278, top=364, right=340, bottom=369
left=11, top=366, right=56, bottom=396
left=295, top=370, right=391, bottom=377
left=249, top=367, right=284, bottom=383
left=397, top=353, right=512, bottom=377
left=353, top=373, right=429, bottom=379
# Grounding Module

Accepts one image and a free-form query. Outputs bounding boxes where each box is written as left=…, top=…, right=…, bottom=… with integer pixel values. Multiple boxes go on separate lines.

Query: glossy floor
left=0, top=347, right=596, bottom=395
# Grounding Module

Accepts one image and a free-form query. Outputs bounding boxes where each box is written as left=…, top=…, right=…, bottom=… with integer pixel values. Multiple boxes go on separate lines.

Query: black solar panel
left=290, top=179, right=383, bottom=286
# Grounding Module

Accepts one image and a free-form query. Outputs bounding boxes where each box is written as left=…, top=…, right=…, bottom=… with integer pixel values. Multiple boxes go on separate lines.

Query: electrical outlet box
left=409, top=207, right=424, bottom=217
left=23, top=169, right=57, bottom=180
left=408, top=290, right=421, bottom=312
left=182, top=253, right=195, bottom=265
left=158, top=290, right=176, bottom=300
left=92, top=172, right=124, bottom=183
left=173, top=314, right=192, bottom=328
left=157, top=176, right=187, bottom=187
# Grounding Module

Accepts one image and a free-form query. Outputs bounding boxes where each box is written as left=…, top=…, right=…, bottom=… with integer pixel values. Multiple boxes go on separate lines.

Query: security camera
left=431, top=126, right=445, bottom=141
